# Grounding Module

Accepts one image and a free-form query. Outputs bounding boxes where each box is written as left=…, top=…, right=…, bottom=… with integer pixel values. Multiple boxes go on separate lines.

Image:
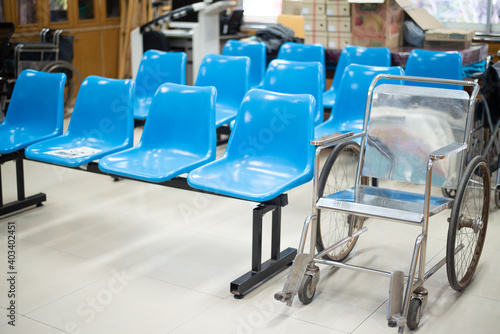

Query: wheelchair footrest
left=387, top=270, right=405, bottom=324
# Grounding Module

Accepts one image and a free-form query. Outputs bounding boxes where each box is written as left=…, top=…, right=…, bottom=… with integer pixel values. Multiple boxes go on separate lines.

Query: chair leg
left=231, top=194, right=297, bottom=298
left=0, top=154, right=46, bottom=216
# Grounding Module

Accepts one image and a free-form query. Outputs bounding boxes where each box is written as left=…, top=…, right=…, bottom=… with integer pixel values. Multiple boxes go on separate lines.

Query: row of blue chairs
left=133, top=42, right=463, bottom=135
left=0, top=70, right=315, bottom=202
left=3, top=59, right=452, bottom=196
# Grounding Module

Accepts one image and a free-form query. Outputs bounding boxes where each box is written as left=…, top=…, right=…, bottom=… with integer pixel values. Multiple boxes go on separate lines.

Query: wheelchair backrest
left=362, top=83, right=471, bottom=188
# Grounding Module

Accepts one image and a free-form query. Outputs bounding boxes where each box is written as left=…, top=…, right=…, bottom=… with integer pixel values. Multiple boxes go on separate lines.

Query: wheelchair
left=0, top=24, right=81, bottom=117
left=275, top=75, right=489, bottom=333
left=469, top=54, right=500, bottom=208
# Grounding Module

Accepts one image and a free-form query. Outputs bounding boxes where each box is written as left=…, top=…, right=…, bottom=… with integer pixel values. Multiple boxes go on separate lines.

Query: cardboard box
left=304, top=16, right=328, bottom=31
left=349, top=0, right=442, bottom=48
left=281, top=0, right=303, bottom=15
left=301, top=3, right=326, bottom=16
left=305, top=31, right=328, bottom=45
left=425, top=28, right=475, bottom=43
left=424, top=27, right=475, bottom=48
left=326, top=2, right=351, bottom=16
left=277, top=14, right=306, bottom=38
left=327, top=17, right=351, bottom=32
left=328, top=32, right=352, bottom=48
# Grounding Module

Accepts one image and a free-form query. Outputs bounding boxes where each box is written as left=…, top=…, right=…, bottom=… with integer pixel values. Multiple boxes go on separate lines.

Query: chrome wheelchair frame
left=276, top=75, right=489, bottom=333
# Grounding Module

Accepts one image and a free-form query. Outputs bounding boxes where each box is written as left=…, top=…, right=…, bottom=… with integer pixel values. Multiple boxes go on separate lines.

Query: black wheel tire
left=407, top=298, right=422, bottom=330
left=297, top=275, right=316, bottom=305
left=446, top=156, right=490, bottom=291
left=441, top=187, right=456, bottom=199
left=495, top=187, right=500, bottom=209
left=316, top=141, right=368, bottom=262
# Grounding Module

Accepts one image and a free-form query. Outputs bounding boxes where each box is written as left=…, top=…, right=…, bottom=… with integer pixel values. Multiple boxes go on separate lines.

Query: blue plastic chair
left=263, top=59, right=324, bottom=126
left=277, top=42, right=326, bottom=91
left=187, top=89, right=315, bottom=202
left=404, top=49, right=463, bottom=90
left=315, top=64, right=404, bottom=139
left=25, top=76, right=134, bottom=167
left=195, top=54, right=250, bottom=127
left=133, top=50, right=187, bottom=120
left=323, top=45, right=391, bottom=109
left=0, top=70, right=66, bottom=154
left=99, top=83, right=217, bottom=182
left=222, top=40, right=266, bottom=89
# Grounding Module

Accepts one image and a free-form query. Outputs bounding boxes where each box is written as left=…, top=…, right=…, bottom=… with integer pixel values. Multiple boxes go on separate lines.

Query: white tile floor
left=0, top=132, right=499, bottom=334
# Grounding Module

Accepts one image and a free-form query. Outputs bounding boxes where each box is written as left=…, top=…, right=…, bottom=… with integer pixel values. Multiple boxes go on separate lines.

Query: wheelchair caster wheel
left=407, top=298, right=422, bottom=330
left=298, top=275, right=316, bottom=305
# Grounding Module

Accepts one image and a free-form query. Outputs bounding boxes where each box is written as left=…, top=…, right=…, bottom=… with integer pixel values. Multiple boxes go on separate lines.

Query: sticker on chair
left=46, top=147, right=102, bottom=158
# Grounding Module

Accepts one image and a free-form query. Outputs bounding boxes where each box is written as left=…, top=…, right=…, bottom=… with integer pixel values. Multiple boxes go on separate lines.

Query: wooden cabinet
left=3, top=0, right=121, bottom=79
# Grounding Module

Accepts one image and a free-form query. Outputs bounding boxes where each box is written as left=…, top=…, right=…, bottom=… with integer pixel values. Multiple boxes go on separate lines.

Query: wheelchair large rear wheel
left=446, top=156, right=490, bottom=291
left=316, top=141, right=368, bottom=262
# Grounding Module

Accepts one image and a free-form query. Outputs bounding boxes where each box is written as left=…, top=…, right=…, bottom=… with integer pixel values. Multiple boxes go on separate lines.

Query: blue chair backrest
left=404, top=49, right=462, bottom=90
left=195, top=53, right=250, bottom=111
left=140, top=83, right=217, bottom=159
left=227, top=89, right=315, bottom=173
left=222, top=40, right=266, bottom=88
left=277, top=42, right=326, bottom=90
left=331, top=64, right=405, bottom=126
left=134, top=50, right=186, bottom=101
left=263, top=59, right=324, bottom=125
left=329, top=45, right=391, bottom=93
left=4, top=69, right=66, bottom=137
left=67, top=76, right=134, bottom=146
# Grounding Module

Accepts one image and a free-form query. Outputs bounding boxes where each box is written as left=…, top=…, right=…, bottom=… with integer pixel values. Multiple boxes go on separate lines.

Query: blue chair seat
left=323, top=45, right=391, bottom=109
left=99, top=83, right=217, bottom=183
left=133, top=96, right=153, bottom=120
left=189, top=156, right=310, bottom=202
left=25, top=76, right=134, bottom=167
left=133, top=50, right=187, bottom=120
left=195, top=54, right=250, bottom=128
left=215, top=103, right=238, bottom=128
left=315, top=64, right=404, bottom=139
left=26, top=137, right=129, bottom=167
left=188, top=89, right=315, bottom=202
left=0, top=70, right=66, bottom=154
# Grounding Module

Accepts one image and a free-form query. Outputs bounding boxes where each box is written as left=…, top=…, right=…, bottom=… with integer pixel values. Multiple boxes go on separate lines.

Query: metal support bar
left=314, top=227, right=368, bottom=260
left=3, top=156, right=296, bottom=297
left=271, top=205, right=281, bottom=261
left=0, top=152, right=46, bottom=216
left=0, top=162, right=3, bottom=206
left=231, top=194, right=296, bottom=297
left=16, top=158, right=25, bottom=201
left=252, top=206, right=264, bottom=272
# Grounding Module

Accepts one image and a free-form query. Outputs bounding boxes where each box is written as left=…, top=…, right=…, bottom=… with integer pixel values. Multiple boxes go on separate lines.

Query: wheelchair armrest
left=310, top=131, right=355, bottom=147
left=430, top=142, right=467, bottom=161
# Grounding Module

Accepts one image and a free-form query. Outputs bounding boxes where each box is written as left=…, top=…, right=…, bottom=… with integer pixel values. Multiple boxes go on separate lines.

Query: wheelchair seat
left=320, top=83, right=471, bottom=223
left=25, top=76, right=134, bottom=167
left=0, top=70, right=66, bottom=154
left=99, top=83, right=217, bottom=182
left=187, top=89, right=315, bottom=202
